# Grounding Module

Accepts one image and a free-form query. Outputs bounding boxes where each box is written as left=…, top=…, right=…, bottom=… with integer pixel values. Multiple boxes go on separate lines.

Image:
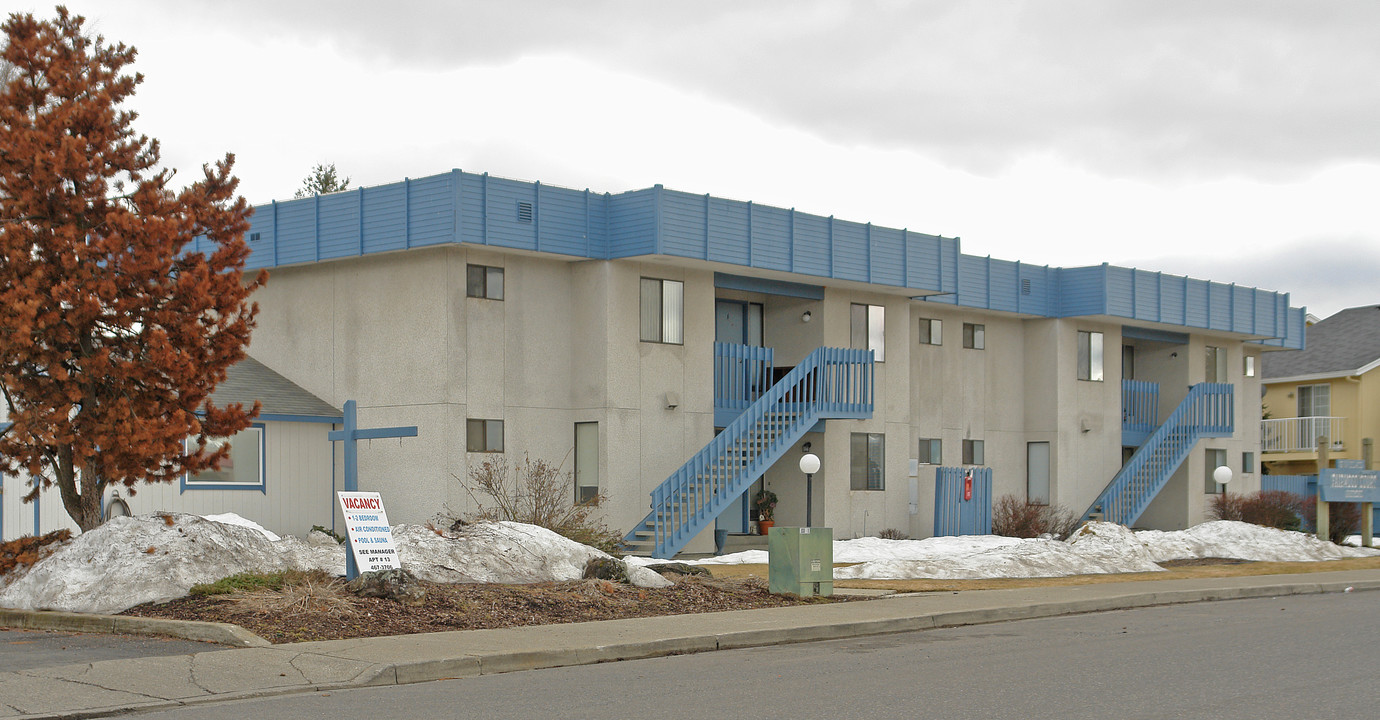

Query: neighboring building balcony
left=1261, top=416, right=1347, bottom=455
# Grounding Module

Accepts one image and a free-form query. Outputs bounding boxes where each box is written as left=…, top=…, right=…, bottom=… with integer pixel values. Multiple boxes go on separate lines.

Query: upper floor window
left=1205, top=345, right=1226, bottom=383
left=918, top=318, right=942, bottom=346
left=467, top=419, right=504, bottom=452
left=1243, top=355, right=1256, bottom=378
left=963, top=323, right=985, bottom=350
left=640, top=278, right=684, bottom=344
left=467, top=264, right=504, bottom=300
left=918, top=438, right=941, bottom=464
left=1297, top=383, right=1330, bottom=417
left=962, top=439, right=985, bottom=465
left=851, top=304, right=885, bottom=361
left=1077, top=330, right=1104, bottom=381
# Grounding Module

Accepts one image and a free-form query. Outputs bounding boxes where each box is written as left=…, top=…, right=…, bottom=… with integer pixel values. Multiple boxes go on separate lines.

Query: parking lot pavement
left=0, top=627, right=226, bottom=672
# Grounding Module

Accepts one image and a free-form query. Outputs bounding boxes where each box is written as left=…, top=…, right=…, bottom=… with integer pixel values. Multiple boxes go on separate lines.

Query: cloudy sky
left=17, top=1, right=1380, bottom=319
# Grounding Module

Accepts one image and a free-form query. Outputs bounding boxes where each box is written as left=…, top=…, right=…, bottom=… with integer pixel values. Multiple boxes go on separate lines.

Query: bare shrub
left=1211, top=491, right=1308, bottom=533
left=877, top=528, right=909, bottom=540
left=1207, top=492, right=1248, bottom=522
left=992, top=494, right=1080, bottom=540
left=1303, top=499, right=1361, bottom=545
left=458, top=454, right=624, bottom=555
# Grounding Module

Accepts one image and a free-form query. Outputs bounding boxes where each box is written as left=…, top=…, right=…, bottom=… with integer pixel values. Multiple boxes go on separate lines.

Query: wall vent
left=1021, top=278, right=1032, bottom=296
left=517, top=201, right=533, bottom=224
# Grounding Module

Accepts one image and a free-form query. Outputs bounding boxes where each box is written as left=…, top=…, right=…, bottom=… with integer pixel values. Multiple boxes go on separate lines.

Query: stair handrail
left=633, top=346, right=873, bottom=555
left=713, top=342, right=774, bottom=412
left=1086, top=382, right=1233, bottom=525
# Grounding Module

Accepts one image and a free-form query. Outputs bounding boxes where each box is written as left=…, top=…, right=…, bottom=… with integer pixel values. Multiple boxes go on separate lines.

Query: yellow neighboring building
left=1261, top=305, right=1380, bottom=474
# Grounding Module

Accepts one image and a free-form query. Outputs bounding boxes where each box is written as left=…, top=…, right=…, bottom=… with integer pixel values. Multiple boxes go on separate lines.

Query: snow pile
left=0, top=514, right=666, bottom=615
left=1136, top=521, right=1378, bottom=563
left=630, top=520, right=1380, bottom=581
left=202, top=513, right=280, bottom=541
left=395, top=522, right=670, bottom=588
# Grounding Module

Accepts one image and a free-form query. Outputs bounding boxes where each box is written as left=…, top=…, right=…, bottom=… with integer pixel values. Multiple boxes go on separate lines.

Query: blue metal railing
left=1085, top=382, right=1234, bottom=526
left=713, top=342, right=774, bottom=417
left=1122, top=379, right=1159, bottom=446
left=626, top=346, right=873, bottom=558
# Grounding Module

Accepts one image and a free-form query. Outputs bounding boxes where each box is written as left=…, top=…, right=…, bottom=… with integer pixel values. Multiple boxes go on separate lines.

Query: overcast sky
left=18, top=1, right=1380, bottom=319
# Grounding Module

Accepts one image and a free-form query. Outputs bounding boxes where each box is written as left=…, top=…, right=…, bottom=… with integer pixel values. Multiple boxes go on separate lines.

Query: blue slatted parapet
left=1122, top=379, right=1159, bottom=447
left=1086, top=382, right=1234, bottom=526
left=934, top=467, right=993, bottom=536
left=625, top=346, right=873, bottom=558
left=1262, top=475, right=1316, bottom=497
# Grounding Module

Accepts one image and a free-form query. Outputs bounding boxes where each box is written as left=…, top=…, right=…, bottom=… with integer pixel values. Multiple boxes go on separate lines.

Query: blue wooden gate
left=934, top=466, right=992, bottom=536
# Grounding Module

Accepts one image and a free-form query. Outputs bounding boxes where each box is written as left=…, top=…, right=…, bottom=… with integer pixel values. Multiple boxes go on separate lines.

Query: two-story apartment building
left=3, top=170, right=1307, bottom=555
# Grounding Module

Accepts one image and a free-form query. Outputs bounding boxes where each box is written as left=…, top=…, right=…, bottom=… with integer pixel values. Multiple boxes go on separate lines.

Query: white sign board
left=336, top=491, right=401, bottom=573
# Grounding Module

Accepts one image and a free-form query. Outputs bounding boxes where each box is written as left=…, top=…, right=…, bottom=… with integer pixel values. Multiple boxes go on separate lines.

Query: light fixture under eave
left=801, top=310, right=812, bottom=323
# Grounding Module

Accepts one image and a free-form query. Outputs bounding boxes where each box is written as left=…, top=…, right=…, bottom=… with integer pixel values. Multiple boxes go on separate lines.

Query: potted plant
left=752, top=488, right=778, bottom=535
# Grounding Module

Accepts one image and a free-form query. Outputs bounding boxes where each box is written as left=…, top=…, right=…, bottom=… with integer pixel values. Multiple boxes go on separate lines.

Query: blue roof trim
left=241, top=169, right=1304, bottom=348
left=714, top=272, right=825, bottom=300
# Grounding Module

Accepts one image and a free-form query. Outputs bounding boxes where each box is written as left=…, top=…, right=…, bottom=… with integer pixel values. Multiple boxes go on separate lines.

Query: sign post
left=327, top=400, right=417, bottom=578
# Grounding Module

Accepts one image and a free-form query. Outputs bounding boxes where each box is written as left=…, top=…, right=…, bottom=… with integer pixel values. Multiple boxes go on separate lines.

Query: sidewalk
left=3, top=569, right=1378, bottom=719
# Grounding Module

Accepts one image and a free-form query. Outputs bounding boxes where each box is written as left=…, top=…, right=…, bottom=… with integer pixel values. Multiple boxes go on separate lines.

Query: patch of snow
left=202, top=513, right=280, bottom=542
left=1137, top=521, right=1380, bottom=563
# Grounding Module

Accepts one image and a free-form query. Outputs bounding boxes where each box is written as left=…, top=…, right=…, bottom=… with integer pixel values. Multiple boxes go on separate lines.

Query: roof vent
left=517, top=201, right=533, bottom=224
left=1021, top=278, right=1032, bottom=296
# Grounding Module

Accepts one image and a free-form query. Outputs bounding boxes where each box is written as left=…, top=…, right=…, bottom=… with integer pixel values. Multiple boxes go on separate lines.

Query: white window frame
left=1077, top=330, right=1104, bottom=382
left=467, top=264, right=504, bottom=300
left=640, top=278, right=684, bottom=344
left=182, top=424, right=266, bottom=492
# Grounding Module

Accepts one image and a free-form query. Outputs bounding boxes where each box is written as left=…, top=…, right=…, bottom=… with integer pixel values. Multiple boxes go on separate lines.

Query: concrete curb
left=0, top=608, right=270, bottom=648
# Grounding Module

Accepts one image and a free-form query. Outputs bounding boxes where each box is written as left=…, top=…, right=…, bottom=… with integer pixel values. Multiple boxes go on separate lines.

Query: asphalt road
left=0, top=628, right=225, bottom=672
left=110, top=592, right=1380, bottom=719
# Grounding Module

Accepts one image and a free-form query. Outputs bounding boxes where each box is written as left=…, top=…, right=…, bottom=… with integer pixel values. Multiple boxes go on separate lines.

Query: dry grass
left=226, top=570, right=357, bottom=617
left=703, top=556, right=1380, bottom=592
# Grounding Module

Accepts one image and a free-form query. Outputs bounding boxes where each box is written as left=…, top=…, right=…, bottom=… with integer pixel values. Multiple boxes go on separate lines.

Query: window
left=1204, top=447, right=1227, bottom=494
left=1243, top=355, right=1256, bottom=378
left=850, top=432, right=885, bottom=490
left=962, top=439, right=985, bottom=465
left=918, top=438, right=941, bottom=464
left=1122, top=344, right=1135, bottom=380
left=640, top=278, right=684, bottom=344
left=850, top=303, right=885, bottom=361
left=1078, top=330, right=1104, bottom=381
left=1205, top=345, right=1226, bottom=382
left=466, top=419, right=503, bottom=452
left=963, top=323, right=985, bottom=350
left=467, top=264, right=504, bottom=300
left=574, top=422, right=599, bottom=504
left=1242, top=451, right=1255, bottom=474
left=1297, top=383, right=1330, bottom=417
left=1027, top=442, right=1051, bottom=505
left=184, top=425, right=265, bottom=490
left=918, top=318, right=942, bottom=346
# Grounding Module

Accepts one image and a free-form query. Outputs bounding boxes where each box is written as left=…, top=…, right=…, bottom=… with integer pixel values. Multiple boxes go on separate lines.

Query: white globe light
left=1213, top=465, right=1233, bottom=485
left=799, top=453, right=821, bottom=474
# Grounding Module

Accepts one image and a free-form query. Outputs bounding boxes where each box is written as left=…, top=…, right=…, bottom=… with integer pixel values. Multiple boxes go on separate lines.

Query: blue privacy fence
left=934, top=467, right=992, bottom=536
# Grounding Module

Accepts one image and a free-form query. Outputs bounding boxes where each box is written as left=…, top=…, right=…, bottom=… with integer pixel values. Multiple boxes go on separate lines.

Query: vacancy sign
left=337, top=491, right=402, bottom=573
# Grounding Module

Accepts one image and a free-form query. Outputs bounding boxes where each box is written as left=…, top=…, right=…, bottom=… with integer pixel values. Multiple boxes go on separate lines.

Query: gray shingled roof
left=212, top=356, right=340, bottom=418
left=1262, top=304, right=1380, bottom=379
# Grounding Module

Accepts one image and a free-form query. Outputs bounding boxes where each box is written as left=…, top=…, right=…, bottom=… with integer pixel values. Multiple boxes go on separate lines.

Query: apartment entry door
left=715, top=300, right=764, bottom=534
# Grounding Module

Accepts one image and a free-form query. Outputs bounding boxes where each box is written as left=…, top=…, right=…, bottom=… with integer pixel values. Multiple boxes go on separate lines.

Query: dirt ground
left=115, top=556, right=1380, bottom=644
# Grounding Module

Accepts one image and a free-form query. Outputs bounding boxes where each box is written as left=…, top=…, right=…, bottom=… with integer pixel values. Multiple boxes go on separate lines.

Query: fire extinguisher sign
left=963, top=469, right=974, bottom=502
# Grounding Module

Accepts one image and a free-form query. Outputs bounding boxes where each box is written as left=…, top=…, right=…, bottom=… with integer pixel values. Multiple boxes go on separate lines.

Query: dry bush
left=1303, top=500, right=1361, bottom=545
left=1207, top=492, right=1248, bottom=522
left=877, top=528, right=909, bottom=540
left=1211, top=491, right=1307, bottom=533
left=992, top=495, right=1080, bottom=540
left=458, top=454, right=624, bottom=555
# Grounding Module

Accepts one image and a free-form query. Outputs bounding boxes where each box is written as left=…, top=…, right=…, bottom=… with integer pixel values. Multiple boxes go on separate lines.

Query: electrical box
left=767, top=526, right=833, bottom=597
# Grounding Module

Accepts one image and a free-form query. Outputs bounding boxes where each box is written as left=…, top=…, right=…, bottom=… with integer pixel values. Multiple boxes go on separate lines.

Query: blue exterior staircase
left=623, top=346, right=874, bottom=558
left=1084, top=382, right=1234, bottom=526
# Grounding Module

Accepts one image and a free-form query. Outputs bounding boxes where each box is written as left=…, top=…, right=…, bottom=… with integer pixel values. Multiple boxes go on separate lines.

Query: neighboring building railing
left=713, top=342, right=774, bottom=419
left=1085, top=382, right=1234, bottom=526
left=1260, top=417, right=1346, bottom=453
left=1122, top=379, right=1159, bottom=446
left=625, top=346, right=873, bottom=558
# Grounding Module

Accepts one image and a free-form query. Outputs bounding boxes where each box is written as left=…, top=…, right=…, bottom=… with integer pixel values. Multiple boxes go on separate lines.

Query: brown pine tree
left=0, top=7, right=266, bottom=532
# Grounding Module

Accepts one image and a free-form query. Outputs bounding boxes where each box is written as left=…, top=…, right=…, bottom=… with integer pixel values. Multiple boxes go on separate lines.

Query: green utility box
left=767, top=526, right=833, bottom=597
